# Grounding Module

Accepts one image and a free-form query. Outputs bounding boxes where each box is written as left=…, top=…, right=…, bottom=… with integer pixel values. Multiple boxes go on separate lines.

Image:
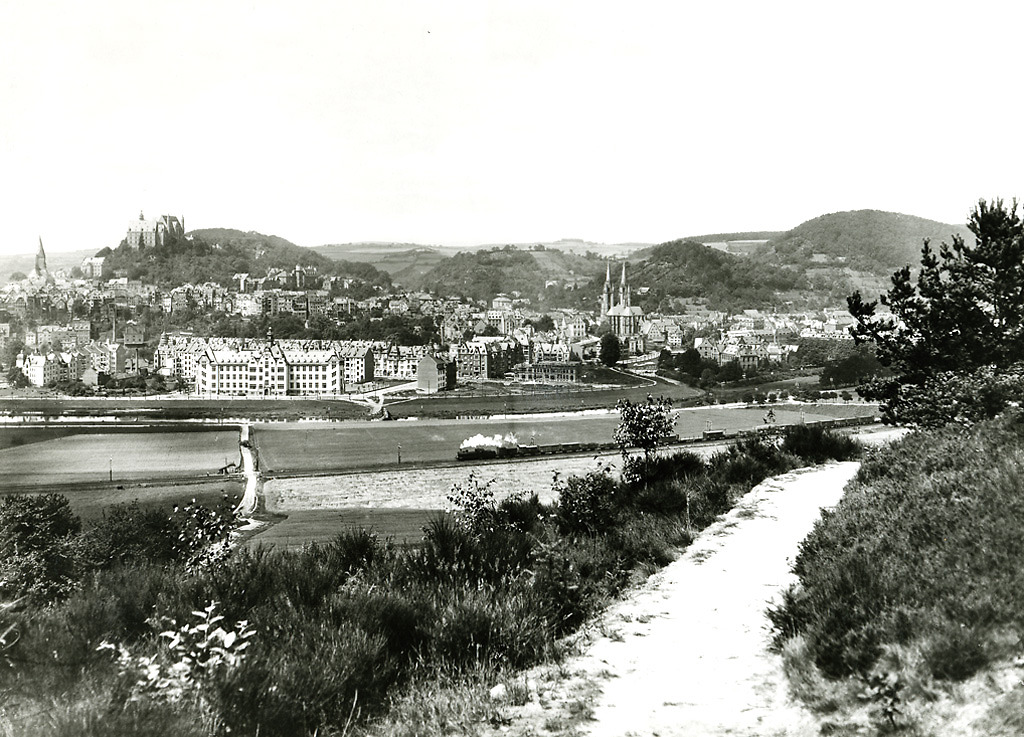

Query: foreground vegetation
left=0, top=424, right=859, bottom=736
left=769, top=411, right=1024, bottom=734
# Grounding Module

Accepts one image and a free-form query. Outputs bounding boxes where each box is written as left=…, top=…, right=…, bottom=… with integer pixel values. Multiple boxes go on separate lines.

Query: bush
left=781, top=425, right=861, bottom=464
left=770, top=411, right=1024, bottom=682
left=218, top=619, right=393, bottom=736
left=554, top=463, right=619, bottom=534
left=923, top=620, right=989, bottom=682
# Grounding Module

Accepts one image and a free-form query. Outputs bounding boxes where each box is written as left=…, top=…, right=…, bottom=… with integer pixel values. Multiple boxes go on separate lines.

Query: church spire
left=35, top=236, right=47, bottom=276
left=601, top=261, right=613, bottom=317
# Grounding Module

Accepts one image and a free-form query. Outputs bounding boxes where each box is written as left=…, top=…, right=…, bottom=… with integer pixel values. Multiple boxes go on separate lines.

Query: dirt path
left=500, top=461, right=863, bottom=737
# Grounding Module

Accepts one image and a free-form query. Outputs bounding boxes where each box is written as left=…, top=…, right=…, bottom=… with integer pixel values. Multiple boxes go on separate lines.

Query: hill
left=418, top=246, right=606, bottom=305
left=758, top=210, right=974, bottom=273
left=471, top=238, right=652, bottom=259
left=99, top=229, right=391, bottom=289
left=309, top=243, right=461, bottom=288
left=681, top=230, right=783, bottom=243
left=310, top=239, right=652, bottom=288
left=628, top=239, right=808, bottom=312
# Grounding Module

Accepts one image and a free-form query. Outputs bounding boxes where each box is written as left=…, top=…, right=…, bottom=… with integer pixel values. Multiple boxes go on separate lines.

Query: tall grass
left=2, top=426, right=859, bottom=736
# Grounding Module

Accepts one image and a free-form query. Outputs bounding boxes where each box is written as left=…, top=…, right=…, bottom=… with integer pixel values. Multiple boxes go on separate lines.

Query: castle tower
left=34, top=236, right=47, bottom=276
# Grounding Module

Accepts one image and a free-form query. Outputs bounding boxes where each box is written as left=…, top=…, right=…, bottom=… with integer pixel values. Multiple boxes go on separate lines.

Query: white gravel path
left=515, top=461, right=863, bottom=737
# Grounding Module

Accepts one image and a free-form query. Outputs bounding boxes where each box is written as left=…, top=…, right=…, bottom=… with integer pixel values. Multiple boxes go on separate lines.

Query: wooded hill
left=406, top=210, right=974, bottom=310
left=98, top=228, right=392, bottom=289
left=627, top=239, right=808, bottom=312
left=757, top=209, right=975, bottom=273
left=418, top=246, right=607, bottom=306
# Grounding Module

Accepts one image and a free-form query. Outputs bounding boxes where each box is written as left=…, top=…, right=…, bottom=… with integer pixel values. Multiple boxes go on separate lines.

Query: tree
left=0, top=494, right=82, bottom=603
left=8, top=272, right=27, bottom=282
left=5, top=366, right=29, bottom=389
left=848, top=198, right=1024, bottom=425
left=614, top=395, right=675, bottom=483
left=529, top=314, right=555, bottom=332
left=599, top=333, right=621, bottom=366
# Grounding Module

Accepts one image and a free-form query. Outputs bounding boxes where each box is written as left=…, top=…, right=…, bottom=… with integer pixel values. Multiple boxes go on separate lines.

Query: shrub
left=770, top=411, right=1024, bottom=684
left=708, top=435, right=797, bottom=488
left=446, top=472, right=497, bottom=538
left=922, top=620, right=989, bottom=682
left=554, top=463, right=619, bottom=534
left=218, top=618, right=393, bottom=736
left=781, top=425, right=861, bottom=464
left=77, top=501, right=179, bottom=569
left=530, top=537, right=618, bottom=635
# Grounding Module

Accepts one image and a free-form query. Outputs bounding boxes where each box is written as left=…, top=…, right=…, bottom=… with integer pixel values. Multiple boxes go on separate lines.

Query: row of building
left=15, top=341, right=126, bottom=386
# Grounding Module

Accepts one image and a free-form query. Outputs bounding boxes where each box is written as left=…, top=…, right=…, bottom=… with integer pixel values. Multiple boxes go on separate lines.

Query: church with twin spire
left=601, top=262, right=645, bottom=355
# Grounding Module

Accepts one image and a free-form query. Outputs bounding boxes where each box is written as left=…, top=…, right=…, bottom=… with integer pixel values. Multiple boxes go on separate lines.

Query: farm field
left=0, top=477, right=244, bottom=522
left=0, top=429, right=242, bottom=488
left=254, top=403, right=877, bottom=474
left=254, top=409, right=885, bottom=549
left=249, top=508, right=436, bottom=551
left=257, top=452, right=629, bottom=550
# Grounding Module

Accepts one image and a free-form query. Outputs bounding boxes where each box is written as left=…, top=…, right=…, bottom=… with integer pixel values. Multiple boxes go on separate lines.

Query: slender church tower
left=601, top=262, right=613, bottom=317
left=618, top=261, right=630, bottom=309
left=34, top=237, right=47, bottom=277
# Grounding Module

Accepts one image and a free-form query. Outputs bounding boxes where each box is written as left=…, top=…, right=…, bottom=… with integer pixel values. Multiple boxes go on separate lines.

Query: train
left=455, top=414, right=878, bottom=461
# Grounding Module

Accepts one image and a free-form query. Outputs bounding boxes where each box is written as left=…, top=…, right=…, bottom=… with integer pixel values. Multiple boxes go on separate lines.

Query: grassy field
left=254, top=403, right=876, bottom=474
left=0, top=375, right=698, bottom=421
left=0, top=428, right=242, bottom=488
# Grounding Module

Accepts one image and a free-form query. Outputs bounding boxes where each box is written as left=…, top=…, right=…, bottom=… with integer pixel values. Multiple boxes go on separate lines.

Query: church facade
left=601, top=262, right=645, bottom=355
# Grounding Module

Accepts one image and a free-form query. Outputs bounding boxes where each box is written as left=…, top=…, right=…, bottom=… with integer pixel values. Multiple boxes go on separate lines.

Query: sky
left=2, top=1, right=1022, bottom=256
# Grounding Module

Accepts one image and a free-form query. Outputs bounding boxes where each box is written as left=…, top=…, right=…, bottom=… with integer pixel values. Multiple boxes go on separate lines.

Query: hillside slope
left=99, top=229, right=391, bottom=288
left=419, top=246, right=606, bottom=305
left=759, top=210, right=974, bottom=273
left=629, top=239, right=807, bottom=312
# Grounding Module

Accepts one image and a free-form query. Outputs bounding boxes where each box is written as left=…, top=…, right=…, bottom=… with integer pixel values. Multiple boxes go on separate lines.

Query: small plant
left=614, top=395, right=675, bottom=484
left=858, top=671, right=903, bottom=729
left=98, top=601, right=255, bottom=705
left=0, top=597, right=22, bottom=669
left=172, top=496, right=240, bottom=570
left=447, top=472, right=498, bottom=538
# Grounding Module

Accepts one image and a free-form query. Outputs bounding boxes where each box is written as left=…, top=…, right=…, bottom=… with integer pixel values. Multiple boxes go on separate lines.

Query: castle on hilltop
left=126, top=211, right=185, bottom=249
left=601, top=262, right=645, bottom=354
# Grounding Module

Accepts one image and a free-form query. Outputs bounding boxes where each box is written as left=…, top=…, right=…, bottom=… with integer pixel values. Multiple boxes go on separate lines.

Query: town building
left=417, top=355, right=457, bottom=393
left=511, top=361, right=580, bottom=384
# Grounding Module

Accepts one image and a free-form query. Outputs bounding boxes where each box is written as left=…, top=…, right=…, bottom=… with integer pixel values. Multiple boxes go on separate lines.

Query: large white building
left=195, top=343, right=345, bottom=397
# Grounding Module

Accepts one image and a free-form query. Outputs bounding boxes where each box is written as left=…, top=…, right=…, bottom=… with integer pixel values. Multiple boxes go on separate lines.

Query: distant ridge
left=681, top=231, right=783, bottom=243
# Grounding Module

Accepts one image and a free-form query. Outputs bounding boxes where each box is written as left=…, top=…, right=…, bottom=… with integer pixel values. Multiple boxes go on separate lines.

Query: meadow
left=0, top=427, right=241, bottom=488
